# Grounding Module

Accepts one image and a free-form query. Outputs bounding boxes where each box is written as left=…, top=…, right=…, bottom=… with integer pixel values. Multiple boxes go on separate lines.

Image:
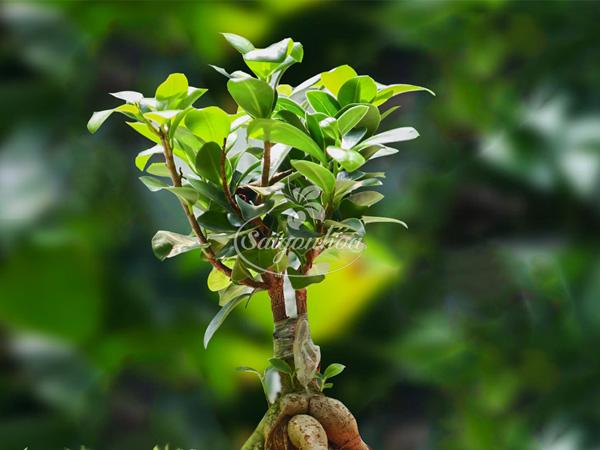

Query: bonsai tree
left=88, top=33, right=433, bottom=450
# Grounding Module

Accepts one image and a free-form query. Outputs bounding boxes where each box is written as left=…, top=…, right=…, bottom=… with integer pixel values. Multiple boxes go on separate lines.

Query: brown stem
left=262, top=140, right=271, bottom=187
left=159, top=132, right=267, bottom=290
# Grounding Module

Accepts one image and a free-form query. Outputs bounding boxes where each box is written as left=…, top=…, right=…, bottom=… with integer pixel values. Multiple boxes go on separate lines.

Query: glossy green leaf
left=231, top=259, right=253, bottom=284
left=321, top=65, right=357, bottom=96
left=204, top=293, right=250, bottom=348
left=373, top=83, right=435, bottom=106
left=306, top=91, right=340, bottom=116
left=139, top=176, right=199, bottom=204
left=187, top=178, right=232, bottom=211
left=291, top=160, right=335, bottom=200
left=336, top=103, right=380, bottom=137
left=360, top=145, right=398, bottom=160
left=248, top=119, right=326, bottom=163
left=362, top=215, right=408, bottom=228
left=269, top=357, right=293, bottom=375
left=87, top=109, right=114, bottom=134
left=151, top=230, right=202, bottom=261
left=196, top=211, right=237, bottom=232
left=195, top=142, right=229, bottom=184
left=185, top=106, right=232, bottom=144
left=135, top=145, right=163, bottom=171
left=275, top=96, right=305, bottom=116
left=227, top=77, right=275, bottom=119
left=110, top=91, right=143, bottom=103
left=357, top=127, right=419, bottom=148
left=326, top=146, right=366, bottom=172
left=337, top=105, right=369, bottom=136
left=155, top=73, right=188, bottom=101
left=127, top=121, right=161, bottom=144
left=208, top=267, right=232, bottom=292
left=323, top=363, right=345, bottom=380
left=221, top=32, right=255, bottom=54
left=236, top=197, right=274, bottom=221
left=177, top=86, right=209, bottom=109
left=337, top=76, right=378, bottom=107
left=347, top=190, right=384, bottom=207
left=219, top=284, right=254, bottom=306
left=145, top=162, right=170, bottom=177
left=288, top=268, right=325, bottom=289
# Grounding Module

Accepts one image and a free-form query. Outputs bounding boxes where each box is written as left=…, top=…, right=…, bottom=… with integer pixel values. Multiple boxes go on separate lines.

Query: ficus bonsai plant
left=88, top=33, right=433, bottom=450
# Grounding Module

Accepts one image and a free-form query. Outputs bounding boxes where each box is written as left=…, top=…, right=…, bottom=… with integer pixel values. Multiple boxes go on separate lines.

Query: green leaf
left=288, top=268, right=325, bottom=289
left=155, top=73, right=189, bottom=101
left=208, top=267, right=231, bottom=292
left=219, top=284, right=254, bottom=306
left=139, top=176, right=199, bottom=203
left=306, top=91, right=340, bottom=116
left=321, top=65, right=358, bottom=96
left=269, top=357, right=293, bottom=375
left=347, top=191, right=384, bottom=207
left=326, top=146, right=365, bottom=172
left=151, top=230, right=201, bottom=261
left=342, top=128, right=367, bottom=149
left=337, top=105, right=369, bottom=136
left=204, top=294, right=250, bottom=348
left=87, top=109, right=114, bottom=133
left=291, top=160, right=335, bottom=201
left=236, top=197, right=274, bottom=221
left=275, top=96, right=306, bottom=116
left=227, top=77, right=275, bottom=119
left=360, top=145, right=398, bottom=161
left=146, top=162, right=170, bottom=177
left=373, top=83, right=435, bottom=106
left=248, top=119, right=326, bottom=163
left=139, top=175, right=168, bottom=191
left=127, top=121, right=161, bottom=144
left=244, top=38, right=293, bottom=79
left=240, top=248, right=278, bottom=273
left=337, top=76, right=378, bottom=107
left=362, top=216, right=408, bottom=228
left=135, top=145, right=163, bottom=171
left=336, top=103, right=380, bottom=137
left=357, top=127, right=419, bottom=148
left=177, top=86, right=209, bottom=109
left=195, top=142, right=228, bottom=184
left=187, top=178, right=232, bottom=211
left=221, top=32, right=255, bottom=54
left=196, top=211, right=236, bottom=232
left=323, top=363, right=346, bottom=380
left=185, top=106, right=232, bottom=144
left=231, top=259, right=253, bottom=284
left=110, top=91, right=143, bottom=103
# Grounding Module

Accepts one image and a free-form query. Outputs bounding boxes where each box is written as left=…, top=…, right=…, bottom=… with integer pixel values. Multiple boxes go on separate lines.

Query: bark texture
left=241, top=281, right=370, bottom=450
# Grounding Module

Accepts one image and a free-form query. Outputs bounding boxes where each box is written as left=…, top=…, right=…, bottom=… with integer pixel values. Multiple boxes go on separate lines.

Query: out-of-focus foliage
left=0, top=2, right=599, bottom=450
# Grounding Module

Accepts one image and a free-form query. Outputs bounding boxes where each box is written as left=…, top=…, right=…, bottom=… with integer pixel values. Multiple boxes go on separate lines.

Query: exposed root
left=242, top=394, right=370, bottom=450
left=288, top=415, right=328, bottom=450
left=308, top=397, right=370, bottom=450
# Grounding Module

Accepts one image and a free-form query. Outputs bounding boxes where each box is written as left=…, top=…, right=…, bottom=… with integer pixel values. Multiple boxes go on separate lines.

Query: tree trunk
left=241, top=276, right=370, bottom=450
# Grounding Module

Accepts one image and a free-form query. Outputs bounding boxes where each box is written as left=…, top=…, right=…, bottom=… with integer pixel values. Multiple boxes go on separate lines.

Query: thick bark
left=240, top=283, right=371, bottom=450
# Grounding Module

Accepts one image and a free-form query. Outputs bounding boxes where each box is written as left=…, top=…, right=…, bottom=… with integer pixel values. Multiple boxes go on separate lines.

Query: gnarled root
left=241, top=393, right=370, bottom=450
left=288, top=415, right=328, bottom=450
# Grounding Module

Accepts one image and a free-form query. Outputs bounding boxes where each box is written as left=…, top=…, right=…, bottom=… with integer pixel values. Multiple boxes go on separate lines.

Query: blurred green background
left=1, top=1, right=600, bottom=449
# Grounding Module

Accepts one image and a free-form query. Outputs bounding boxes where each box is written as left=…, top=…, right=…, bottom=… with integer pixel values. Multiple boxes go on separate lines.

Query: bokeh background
left=1, top=1, right=600, bottom=449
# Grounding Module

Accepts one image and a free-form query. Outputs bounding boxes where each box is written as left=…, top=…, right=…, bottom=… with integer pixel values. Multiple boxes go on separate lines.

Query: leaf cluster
left=88, top=33, right=432, bottom=345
